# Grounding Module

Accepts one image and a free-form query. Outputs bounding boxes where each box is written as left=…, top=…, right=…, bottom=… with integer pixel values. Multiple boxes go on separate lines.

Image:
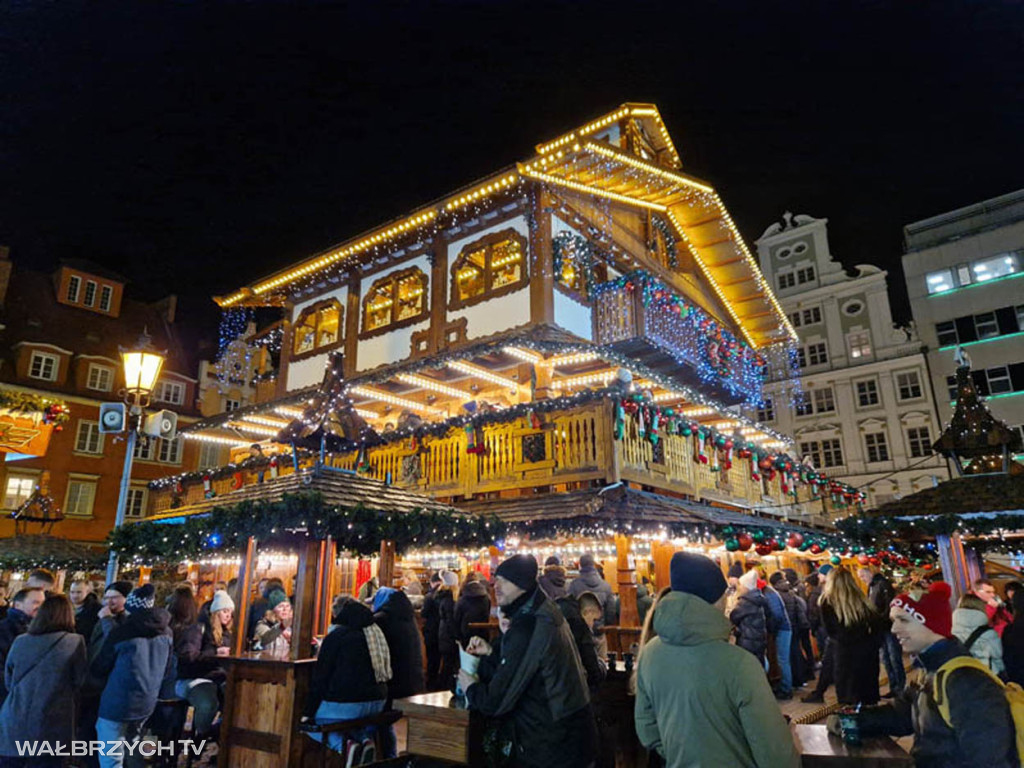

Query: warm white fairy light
left=447, top=361, right=519, bottom=390
left=349, top=386, right=446, bottom=416
left=239, top=415, right=291, bottom=428
left=397, top=373, right=469, bottom=400
left=502, top=346, right=543, bottom=364
left=182, top=433, right=253, bottom=447
left=545, top=352, right=602, bottom=368
left=227, top=421, right=282, bottom=437
left=354, top=408, right=379, bottom=421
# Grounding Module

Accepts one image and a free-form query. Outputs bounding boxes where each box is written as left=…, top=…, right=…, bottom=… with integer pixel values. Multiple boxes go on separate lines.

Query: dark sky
left=2, top=0, right=1022, bottom=343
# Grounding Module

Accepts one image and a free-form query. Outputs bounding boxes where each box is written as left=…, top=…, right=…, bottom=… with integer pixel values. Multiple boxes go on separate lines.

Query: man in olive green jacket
left=634, top=553, right=799, bottom=768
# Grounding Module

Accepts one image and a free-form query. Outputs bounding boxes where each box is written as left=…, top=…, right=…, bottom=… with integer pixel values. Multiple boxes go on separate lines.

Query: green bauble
left=752, top=530, right=766, bottom=543
left=725, top=538, right=740, bottom=552
left=722, top=526, right=735, bottom=536
left=830, top=555, right=842, bottom=566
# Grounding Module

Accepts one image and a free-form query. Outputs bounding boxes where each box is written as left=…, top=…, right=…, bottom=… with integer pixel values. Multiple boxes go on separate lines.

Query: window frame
left=856, top=378, right=881, bottom=408
left=821, top=438, right=844, bottom=468
left=906, top=426, right=932, bottom=458
left=158, top=436, right=184, bottom=465
left=847, top=330, right=872, bottom=360
left=936, top=320, right=959, bottom=347
left=125, top=485, right=148, bottom=519
left=291, top=298, right=344, bottom=361
left=99, top=285, right=113, bottom=312
left=813, top=386, right=836, bottom=414
left=448, top=229, right=529, bottom=311
left=74, top=420, right=104, bottom=455
left=974, top=311, right=999, bottom=339
left=28, top=351, right=59, bottom=381
left=154, top=380, right=185, bottom=406
left=926, top=268, right=955, bottom=295
left=83, top=280, right=97, bottom=307
left=896, top=370, right=923, bottom=401
left=864, top=431, right=890, bottom=463
left=799, top=440, right=822, bottom=467
left=86, top=363, right=115, bottom=392
left=756, top=397, right=775, bottom=423
left=64, top=477, right=98, bottom=518
left=361, top=266, right=430, bottom=339
left=3, top=473, right=37, bottom=510
left=806, top=342, right=828, bottom=367
left=134, top=436, right=156, bottom=461
left=796, top=265, right=816, bottom=284
left=66, top=275, right=81, bottom=303
left=986, top=365, right=1012, bottom=394
left=777, top=271, right=796, bottom=290
left=224, top=398, right=240, bottom=412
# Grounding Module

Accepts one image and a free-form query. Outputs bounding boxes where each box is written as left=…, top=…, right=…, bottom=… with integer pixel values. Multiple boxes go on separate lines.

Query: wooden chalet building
left=161, top=103, right=862, bottom=540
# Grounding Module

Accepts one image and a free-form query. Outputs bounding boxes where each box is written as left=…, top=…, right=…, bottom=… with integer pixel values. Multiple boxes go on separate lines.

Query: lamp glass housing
left=122, top=348, right=165, bottom=399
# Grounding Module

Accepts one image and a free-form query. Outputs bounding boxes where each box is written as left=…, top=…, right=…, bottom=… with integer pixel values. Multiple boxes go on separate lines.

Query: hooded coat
left=0, top=608, right=31, bottom=701
left=569, top=565, right=613, bottom=609
left=306, top=600, right=388, bottom=716
left=857, top=637, right=1016, bottom=768
left=538, top=564, right=568, bottom=600
left=730, top=591, right=768, bottom=663
left=373, top=589, right=424, bottom=700
left=951, top=607, right=1005, bottom=676
left=555, top=595, right=607, bottom=692
left=436, top=588, right=458, bottom=656
left=0, top=630, right=87, bottom=754
left=91, top=607, right=175, bottom=722
left=454, top=580, right=492, bottom=646
left=466, top=588, right=595, bottom=768
left=635, top=592, right=799, bottom=768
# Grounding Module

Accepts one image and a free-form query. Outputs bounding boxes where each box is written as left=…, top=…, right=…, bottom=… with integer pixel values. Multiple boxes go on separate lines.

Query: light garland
left=447, top=360, right=519, bottom=391
left=182, top=433, right=253, bottom=447
left=349, top=386, right=446, bottom=416
left=396, top=373, right=469, bottom=400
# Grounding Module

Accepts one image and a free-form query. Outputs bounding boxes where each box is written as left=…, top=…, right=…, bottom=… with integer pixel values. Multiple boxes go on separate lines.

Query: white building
left=902, top=189, right=1024, bottom=451
left=752, top=213, right=949, bottom=508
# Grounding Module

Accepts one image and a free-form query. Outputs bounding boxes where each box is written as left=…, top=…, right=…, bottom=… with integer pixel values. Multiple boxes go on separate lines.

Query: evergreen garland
left=108, top=491, right=505, bottom=562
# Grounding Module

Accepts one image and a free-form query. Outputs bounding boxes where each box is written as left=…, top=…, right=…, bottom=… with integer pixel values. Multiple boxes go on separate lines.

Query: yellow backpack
left=935, top=655, right=1024, bottom=762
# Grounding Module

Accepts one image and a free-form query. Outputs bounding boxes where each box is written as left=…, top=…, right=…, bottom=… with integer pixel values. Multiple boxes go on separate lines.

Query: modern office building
left=753, top=213, right=949, bottom=509
left=903, top=189, right=1024, bottom=450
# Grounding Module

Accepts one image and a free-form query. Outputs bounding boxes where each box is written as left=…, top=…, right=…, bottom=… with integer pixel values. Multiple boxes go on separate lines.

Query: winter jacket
left=172, top=621, right=222, bottom=681
left=0, top=608, right=31, bottom=701
left=0, top=631, right=87, bottom=755
left=91, top=607, right=175, bottom=722
left=867, top=574, right=896, bottom=616
left=1003, top=614, right=1024, bottom=686
left=821, top=602, right=883, bottom=705
left=538, top=565, right=568, bottom=600
left=951, top=607, right=1004, bottom=676
left=730, top=592, right=768, bottom=663
left=772, top=580, right=806, bottom=631
left=454, top=581, right=492, bottom=646
left=569, top=565, right=613, bottom=610
left=793, top=595, right=811, bottom=632
left=306, top=600, right=388, bottom=716
left=421, top=585, right=441, bottom=646
left=466, top=587, right=596, bottom=768
left=986, top=602, right=1013, bottom=638
left=373, top=589, right=424, bottom=700
left=806, top=583, right=824, bottom=633
left=199, top=616, right=232, bottom=661
left=75, top=597, right=102, bottom=641
left=555, top=595, right=607, bottom=692
left=436, top=588, right=457, bottom=656
left=637, top=585, right=654, bottom=627
left=253, top=618, right=291, bottom=653
left=856, top=637, right=1016, bottom=767
left=635, top=591, right=799, bottom=768
left=763, top=587, right=791, bottom=633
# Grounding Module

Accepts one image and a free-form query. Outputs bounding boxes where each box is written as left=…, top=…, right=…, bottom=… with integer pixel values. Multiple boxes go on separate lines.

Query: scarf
left=363, top=623, right=392, bottom=683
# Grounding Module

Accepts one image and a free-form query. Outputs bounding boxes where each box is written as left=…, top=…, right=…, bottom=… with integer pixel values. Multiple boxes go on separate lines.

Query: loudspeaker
left=143, top=409, right=178, bottom=440
left=98, top=402, right=127, bottom=433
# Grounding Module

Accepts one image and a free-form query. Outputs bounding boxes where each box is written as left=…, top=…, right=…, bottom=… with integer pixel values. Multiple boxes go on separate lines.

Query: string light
left=349, top=386, right=446, bottom=416
left=181, top=433, right=253, bottom=447
left=396, top=373, right=469, bottom=400
left=447, top=361, right=519, bottom=390
left=502, top=346, right=543, bottom=364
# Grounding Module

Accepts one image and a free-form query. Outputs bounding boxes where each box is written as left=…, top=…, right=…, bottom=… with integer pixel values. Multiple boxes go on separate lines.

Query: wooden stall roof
left=0, top=534, right=105, bottom=568
left=214, top=103, right=795, bottom=348
left=147, top=469, right=457, bottom=522
left=459, top=484, right=820, bottom=534
left=869, top=472, right=1024, bottom=519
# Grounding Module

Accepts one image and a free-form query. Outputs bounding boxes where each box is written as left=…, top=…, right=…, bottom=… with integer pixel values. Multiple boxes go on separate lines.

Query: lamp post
left=106, top=333, right=166, bottom=583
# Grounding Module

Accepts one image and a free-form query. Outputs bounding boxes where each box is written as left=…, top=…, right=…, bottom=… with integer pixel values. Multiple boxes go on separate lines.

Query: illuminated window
left=972, top=253, right=1019, bottom=282
left=4, top=475, right=36, bottom=509
left=926, top=269, right=954, bottom=294
left=363, top=268, right=429, bottom=335
left=293, top=300, right=343, bottom=356
left=848, top=331, right=872, bottom=359
left=449, top=230, right=528, bottom=310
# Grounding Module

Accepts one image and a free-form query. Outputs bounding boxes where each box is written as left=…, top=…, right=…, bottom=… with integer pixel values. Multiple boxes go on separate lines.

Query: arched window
left=650, top=215, right=677, bottom=270
left=293, top=300, right=343, bottom=357
left=449, top=229, right=528, bottom=309
left=361, top=268, right=429, bottom=336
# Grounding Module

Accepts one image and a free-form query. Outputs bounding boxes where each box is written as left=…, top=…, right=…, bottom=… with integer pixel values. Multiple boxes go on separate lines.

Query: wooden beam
left=529, top=188, right=555, bottom=325
left=616, top=533, right=640, bottom=628
left=428, top=237, right=449, bottom=354
left=378, top=539, right=397, bottom=588
left=343, top=275, right=361, bottom=378
left=292, top=538, right=321, bottom=660
left=231, top=536, right=258, bottom=657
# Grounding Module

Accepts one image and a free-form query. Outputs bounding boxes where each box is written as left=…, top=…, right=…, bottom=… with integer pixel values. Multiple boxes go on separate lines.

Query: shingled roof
left=871, top=472, right=1024, bottom=518
left=933, top=364, right=1022, bottom=460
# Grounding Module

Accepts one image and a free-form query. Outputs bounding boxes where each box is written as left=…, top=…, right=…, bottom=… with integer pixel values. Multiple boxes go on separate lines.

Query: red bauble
left=869, top=557, right=880, bottom=566
left=857, top=554, right=870, bottom=565
left=809, top=544, right=823, bottom=555
left=755, top=543, right=773, bottom=557
left=922, top=564, right=933, bottom=571
left=737, top=533, right=753, bottom=551
left=787, top=533, right=804, bottom=548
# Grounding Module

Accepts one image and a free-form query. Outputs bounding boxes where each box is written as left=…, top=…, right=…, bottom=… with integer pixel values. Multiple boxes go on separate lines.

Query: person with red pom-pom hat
left=830, top=580, right=1017, bottom=768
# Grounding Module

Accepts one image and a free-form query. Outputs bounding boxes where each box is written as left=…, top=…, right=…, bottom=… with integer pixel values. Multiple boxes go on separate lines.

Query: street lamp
left=106, top=332, right=166, bottom=583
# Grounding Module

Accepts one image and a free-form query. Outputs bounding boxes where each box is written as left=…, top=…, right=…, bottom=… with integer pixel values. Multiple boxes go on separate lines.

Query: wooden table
left=793, top=724, right=913, bottom=767
left=394, top=691, right=483, bottom=765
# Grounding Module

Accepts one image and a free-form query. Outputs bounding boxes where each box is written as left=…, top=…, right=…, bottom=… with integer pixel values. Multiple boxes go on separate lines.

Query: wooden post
left=292, top=538, right=321, bottom=661
left=138, top=566, right=152, bottom=585
left=650, top=540, right=674, bottom=594
left=428, top=242, right=449, bottom=354
left=378, top=539, right=396, bottom=588
left=529, top=189, right=554, bottom=325
left=343, top=275, right=361, bottom=379
left=231, top=537, right=258, bottom=657
left=314, top=537, right=337, bottom=635
left=616, top=534, right=639, bottom=628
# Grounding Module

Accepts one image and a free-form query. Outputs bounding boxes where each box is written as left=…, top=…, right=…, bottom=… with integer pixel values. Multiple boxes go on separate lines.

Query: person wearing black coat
left=1002, top=589, right=1024, bottom=686
left=306, top=597, right=390, bottom=752
left=868, top=573, right=905, bottom=695
left=372, top=587, right=425, bottom=700
left=770, top=572, right=809, bottom=687
left=821, top=591, right=884, bottom=705
left=729, top=580, right=768, bottom=668
left=555, top=595, right=607, bottom=692
left=435, top=581, right=458, bottom=690
left=454, top=579, right=492, bottom=647
left=420, top=573, right=443, bottom=690
left=0, top=587, right=44, bottom=703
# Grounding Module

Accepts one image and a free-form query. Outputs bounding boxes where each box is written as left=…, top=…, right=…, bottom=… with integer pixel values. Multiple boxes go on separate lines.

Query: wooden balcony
left=153, top=400, right=845, bottom=528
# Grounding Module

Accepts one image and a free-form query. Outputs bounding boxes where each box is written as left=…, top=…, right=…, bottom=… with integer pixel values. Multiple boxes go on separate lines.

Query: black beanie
left=727, top=562, right=744, bottom=579
left=545, top=556, right=561, bottom=567
left=495, top=554, right=538, bottom=592
left=669, top=552, right=727, bottom=604
left=106, top=580, right=133, bottom=598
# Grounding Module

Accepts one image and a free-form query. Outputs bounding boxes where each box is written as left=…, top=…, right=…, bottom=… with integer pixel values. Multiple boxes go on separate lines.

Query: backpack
left=935, top=655, right=1024, bottom=762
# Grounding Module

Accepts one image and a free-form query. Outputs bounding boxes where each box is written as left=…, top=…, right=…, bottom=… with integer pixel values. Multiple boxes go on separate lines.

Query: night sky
left=2, top=1, right=1021, bottom=347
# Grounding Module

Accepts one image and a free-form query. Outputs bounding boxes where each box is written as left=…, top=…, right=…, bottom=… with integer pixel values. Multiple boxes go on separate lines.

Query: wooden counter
left=218, top=653, right=317, bottom=768
left=793, top=724, right=913, bottom=767
left=394, top=691, right=483, bottom=765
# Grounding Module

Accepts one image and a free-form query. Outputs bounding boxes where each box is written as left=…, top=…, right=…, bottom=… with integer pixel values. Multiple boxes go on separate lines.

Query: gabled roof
left=216, top=103, right=794, bottom=348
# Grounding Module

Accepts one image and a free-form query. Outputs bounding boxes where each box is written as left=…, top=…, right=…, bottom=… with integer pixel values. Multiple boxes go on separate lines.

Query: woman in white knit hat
left=203, top=590, right=235, bottom=657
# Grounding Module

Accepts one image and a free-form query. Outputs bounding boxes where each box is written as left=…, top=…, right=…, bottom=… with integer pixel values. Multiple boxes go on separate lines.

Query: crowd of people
left=3, top=560, right=1024, bottom=767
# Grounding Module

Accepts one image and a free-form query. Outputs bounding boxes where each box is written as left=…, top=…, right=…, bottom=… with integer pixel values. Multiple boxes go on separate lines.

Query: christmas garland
left=0, top=390, right=70, bottom=426
left=837, top=511, right=1024, bottom=546
left=108, top=491, right=505, bottom=562
left=148, top=449, right=316, bottom=491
